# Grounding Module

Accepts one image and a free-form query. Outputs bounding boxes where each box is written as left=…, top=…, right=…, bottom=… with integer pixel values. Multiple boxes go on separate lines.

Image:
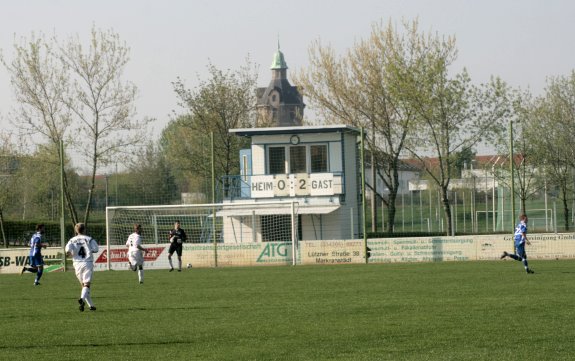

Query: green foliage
left=124, top=142, right=180, bottom=205
left=526, top=71, right=575, bottom=229
left=1, top=220, right=106, bottom=246
left=398, top=33, right=507, bottom=236
left=2, top=26, right=150, bottom=226
left=160, top=114, right=212, bottom=194
left=451, top=147, right=476, bottom=178
left=294, top=19, right=435, bottom=233
left=165, top=61, right=257, bottom=195
left=2, top=261, right=575, bottom=360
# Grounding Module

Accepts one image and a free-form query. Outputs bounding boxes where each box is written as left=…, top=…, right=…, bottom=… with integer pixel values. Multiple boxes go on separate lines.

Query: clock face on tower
left=290, top=135, right=300, bottom=145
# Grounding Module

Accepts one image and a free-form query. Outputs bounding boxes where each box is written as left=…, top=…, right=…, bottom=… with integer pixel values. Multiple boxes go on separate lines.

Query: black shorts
left=168, top=243, right=183, bottom=257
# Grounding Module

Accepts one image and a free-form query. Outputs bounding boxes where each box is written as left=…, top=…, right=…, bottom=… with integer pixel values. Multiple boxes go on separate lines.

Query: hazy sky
left=1, top=0, right=574, bottom=146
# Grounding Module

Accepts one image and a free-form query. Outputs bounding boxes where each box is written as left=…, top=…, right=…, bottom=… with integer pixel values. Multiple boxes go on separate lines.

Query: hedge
left=0, top=221, right=106, bottom=247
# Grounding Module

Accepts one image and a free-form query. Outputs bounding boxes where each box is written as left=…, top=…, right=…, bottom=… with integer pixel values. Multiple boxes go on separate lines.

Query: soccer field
left=1, top=260, right=574, bottom=361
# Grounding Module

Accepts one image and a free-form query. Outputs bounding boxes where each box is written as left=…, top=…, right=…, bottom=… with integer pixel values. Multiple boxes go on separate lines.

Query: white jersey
left=126, top=232, right=142, bottom=252
left=66, top=235, right=99, bottom=263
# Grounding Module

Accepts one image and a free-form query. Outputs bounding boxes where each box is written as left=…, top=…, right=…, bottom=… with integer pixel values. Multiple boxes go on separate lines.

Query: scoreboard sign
left=250, top=173, right=342, bottom=198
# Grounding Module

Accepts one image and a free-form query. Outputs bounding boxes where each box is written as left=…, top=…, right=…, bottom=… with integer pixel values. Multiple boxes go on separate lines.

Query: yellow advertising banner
left=300, top=240, right=364, bottom=265
left=0, top=248, right=65, bottom=274
left=2, top=233, right=574, bottom=273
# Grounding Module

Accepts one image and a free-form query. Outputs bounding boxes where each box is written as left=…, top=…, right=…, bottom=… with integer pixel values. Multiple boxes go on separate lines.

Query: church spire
left=270, top=37, right=287, bottom=70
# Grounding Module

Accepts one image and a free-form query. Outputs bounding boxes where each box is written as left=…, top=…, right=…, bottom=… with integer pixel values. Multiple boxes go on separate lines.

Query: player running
left=21, top=224, right=48, bottom=285
left=126, top=224, right=148, bottom=284
left=167, top=220, right=187, bottom=272
left=65, top=223, right=100, bottom=311
left=501, top=214, right=535, bottom=274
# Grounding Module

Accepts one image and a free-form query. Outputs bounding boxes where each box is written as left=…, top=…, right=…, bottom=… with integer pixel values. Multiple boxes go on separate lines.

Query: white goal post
left=105, top=201, right=300, bottom=269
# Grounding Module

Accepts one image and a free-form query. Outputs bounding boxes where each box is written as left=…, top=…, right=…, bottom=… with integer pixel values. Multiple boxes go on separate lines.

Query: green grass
left=1, top=260, right=575, bottom=360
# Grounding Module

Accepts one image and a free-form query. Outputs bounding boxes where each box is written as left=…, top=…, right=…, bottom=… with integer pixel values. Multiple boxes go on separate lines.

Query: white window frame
left=267, top=143, right=329, bottom=175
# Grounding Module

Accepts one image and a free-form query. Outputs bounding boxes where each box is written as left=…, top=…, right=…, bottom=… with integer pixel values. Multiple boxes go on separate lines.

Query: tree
left=0, top=132, right=21, bottom=246
left=528, top=72, right=575, bottom=230
left=160, top=114, right=210, bottom=194
left=452, top=147, right=476, bottom=178
left=402, top=50, right=507, bottom=235
left=2, top=27, right=150, bottom=226
left=59, top=27, right=151, bottom=225
left=490, top=87, right=544, bottom=218
left=169, top=61, right=257, bottom=199
left=126, top=142, right=180, bottom=205
left=1, top=33, right=78, bottom=225
left=294, top=19, right=427, bottom=233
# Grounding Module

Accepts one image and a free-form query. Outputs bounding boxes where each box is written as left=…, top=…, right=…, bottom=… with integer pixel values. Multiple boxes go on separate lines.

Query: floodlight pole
left=211, top=132, right=218, bottom=267
left=509, top=120, right=516, bottom=234
left=105, top=206, right=110, bottom=271
left=291, top=201, right=296, bottom=266
left=360, top=127, right=368, bottom=264
left=59, top=140, right=67, bottom=272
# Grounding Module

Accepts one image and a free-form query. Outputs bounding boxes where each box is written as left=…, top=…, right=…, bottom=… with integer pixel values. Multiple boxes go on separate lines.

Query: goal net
left=105, top=201, right=300, bottom=268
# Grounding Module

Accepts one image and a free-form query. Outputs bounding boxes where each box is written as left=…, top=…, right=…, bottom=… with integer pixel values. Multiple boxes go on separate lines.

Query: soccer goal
left=105, top=201, right=300, bottom=268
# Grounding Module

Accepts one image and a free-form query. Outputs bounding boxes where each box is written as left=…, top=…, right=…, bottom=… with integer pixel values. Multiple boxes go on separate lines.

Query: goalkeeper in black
left=167, top=220, right=187, bottom=272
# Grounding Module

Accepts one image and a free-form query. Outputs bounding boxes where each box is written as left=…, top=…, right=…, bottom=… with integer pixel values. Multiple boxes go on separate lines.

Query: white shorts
left=73, top=262, right=94, bottom=284
left=128, top=250, right=144, bottom=267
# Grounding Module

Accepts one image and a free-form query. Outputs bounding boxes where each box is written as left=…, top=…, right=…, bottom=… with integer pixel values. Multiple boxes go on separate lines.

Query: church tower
left=256, top=44, right=305, bottom=126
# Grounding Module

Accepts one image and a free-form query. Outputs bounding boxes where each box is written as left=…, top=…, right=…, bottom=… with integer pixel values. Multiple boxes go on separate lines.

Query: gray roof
left=230, top=125, right=360, bottom=137
left=257, top=78, right=303, bottom=105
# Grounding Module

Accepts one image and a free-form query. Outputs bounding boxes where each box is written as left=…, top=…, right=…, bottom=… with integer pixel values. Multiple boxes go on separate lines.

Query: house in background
left=364, top=160, right=422, bottom=199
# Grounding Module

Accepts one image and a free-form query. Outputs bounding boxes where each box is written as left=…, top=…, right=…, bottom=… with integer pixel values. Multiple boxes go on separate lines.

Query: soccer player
left=126, top=224, right=148, bottom=284
left=167, top=220, right=187, bottom=272
left=501, top=214, right=535, bottom=274
left=65, top=223, right=100, bottom=311
left=21, top=224, right=48, bottom=285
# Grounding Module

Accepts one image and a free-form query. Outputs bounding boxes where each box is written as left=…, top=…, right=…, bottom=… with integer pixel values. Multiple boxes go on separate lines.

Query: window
left=269, top=147, right=286, bottom=174
left=310, top=145, right=328, bottom=172
left=290, top=146, right=306, bottom=173
left=267, top=143, right=329, bottom=175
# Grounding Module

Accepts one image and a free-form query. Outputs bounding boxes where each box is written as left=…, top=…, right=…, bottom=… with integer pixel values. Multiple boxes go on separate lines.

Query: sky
left=1, top=0, right=574, bottom=154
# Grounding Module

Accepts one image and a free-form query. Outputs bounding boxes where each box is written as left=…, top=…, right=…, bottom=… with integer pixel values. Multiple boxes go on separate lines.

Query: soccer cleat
left=78, top=298, right=85, bottom=312
left=34, top=282, right=40, bottom=286
left=500, top=251, right=508, bottom=259
left=139, top=281, right=143, bottom=284
left=169, top=268, right=174, bottom=272
left=178, top=269, right=181, bottom=272
left=527, top=268, right=535, bottom=274
left=21, top=267, right=27, bottom=275
left=89, top=306, right=96, bottom=311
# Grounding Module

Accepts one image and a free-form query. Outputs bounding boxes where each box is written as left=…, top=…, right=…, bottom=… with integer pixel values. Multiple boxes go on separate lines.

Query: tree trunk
left=83, top=144, right=99, bottom=227
left=520, top=197, right=527, bottom=216
left=387, top=191, right=397, bottom=233
left=561, top=187, right=570, bottom=231
left=0, top=208, right=6, bottom=248
left=384, top=160, right=401, bottom=235
left=63, top=174, right=78, bottom=226
left=441, top=186, right=452, bottom=236
left=58, top=145, right=78, bottom=226
left=371, top=151, right=377, bottom=232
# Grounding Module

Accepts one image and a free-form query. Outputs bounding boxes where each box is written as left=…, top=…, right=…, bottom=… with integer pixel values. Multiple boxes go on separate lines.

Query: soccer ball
left=186, top=263, right=192, bottom=269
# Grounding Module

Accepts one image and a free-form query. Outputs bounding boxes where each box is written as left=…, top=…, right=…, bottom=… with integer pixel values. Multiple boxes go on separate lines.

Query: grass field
left=1, top=260, right=575, bottom=361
